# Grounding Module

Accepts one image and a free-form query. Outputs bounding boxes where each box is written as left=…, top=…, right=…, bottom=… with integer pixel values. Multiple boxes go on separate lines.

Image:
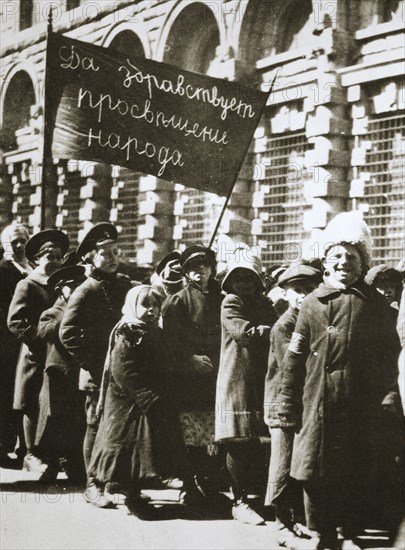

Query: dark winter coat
left=59, top=272, right=133, bottom=392
left=36, top=296, right=85, bottom=457
left=38, top=297, right=81, bottom=380
left=162, top=279, right=222, bottom=410
left=264, top=307, right=298, bottom=429
left=278, top=281, right=402, bottom=521
left=90, top=323, right=189, bottom=487
left=215, top=292, right=277, bottom=441
left=7, top=271, right=56, bottom=411
left=0, top=259, right=27, bottom=396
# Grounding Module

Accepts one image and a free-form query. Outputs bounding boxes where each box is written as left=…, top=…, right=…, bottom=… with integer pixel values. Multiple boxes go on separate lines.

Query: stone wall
left=1, top=0, right=404, bottom=267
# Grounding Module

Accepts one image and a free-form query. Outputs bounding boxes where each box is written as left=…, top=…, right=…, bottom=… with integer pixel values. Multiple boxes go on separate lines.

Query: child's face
left=375, top=279, right=400, bottom=305
left=136, top=295, right=161, bottom=325
left=284, top=280, right=317, bottom=310
left=228, top=269, right=258, bottom=298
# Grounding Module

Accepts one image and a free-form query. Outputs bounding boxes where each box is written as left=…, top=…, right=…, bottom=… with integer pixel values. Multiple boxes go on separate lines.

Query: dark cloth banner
left=45, top=32, right=269, bottom=195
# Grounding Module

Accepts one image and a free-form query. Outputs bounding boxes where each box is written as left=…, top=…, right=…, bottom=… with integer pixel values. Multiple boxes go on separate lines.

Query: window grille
left=253, top=130, right=313, bottom=267
left=354, top=111, right=405, bottom=266
left=11, top=161, right=32, bottom=228
left=174, top=189, right=224, bottom=249
left=111, top=168, right=140, bottom=263
left=56, top=162, right=83, bottom=247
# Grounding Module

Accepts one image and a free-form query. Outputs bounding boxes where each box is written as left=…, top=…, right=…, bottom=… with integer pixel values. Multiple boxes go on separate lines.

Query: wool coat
left=264, top=306, right=298, bottom=429
left=215, top=292, right=277, bottom=442
left=59, top=272, right=133, bottom=392
left=7, top=271, right=56, bottom=411
left=278, top=280, right=403, bottom=523
left=162, top=279, right=222, bottom=410
left=0, top=259, right=27, bottom=450
left=35, top=297, right=85, bottom=459
left=90, top=323, right=189, bottom=489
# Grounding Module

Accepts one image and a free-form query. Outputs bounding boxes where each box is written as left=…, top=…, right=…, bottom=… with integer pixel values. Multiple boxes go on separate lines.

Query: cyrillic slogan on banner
left=46, top=32, right=269, bottom=195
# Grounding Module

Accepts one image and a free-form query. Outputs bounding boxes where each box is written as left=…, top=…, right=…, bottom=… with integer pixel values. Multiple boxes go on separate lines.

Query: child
left=264, top=264, right=322, bottom=547
left=89, top=285, right=191, bottom=516
left=215, top=251, right=277, bottom=525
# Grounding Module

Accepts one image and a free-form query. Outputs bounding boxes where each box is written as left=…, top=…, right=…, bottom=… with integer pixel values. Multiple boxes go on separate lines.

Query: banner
left=45, top=32, right=270, bottom=195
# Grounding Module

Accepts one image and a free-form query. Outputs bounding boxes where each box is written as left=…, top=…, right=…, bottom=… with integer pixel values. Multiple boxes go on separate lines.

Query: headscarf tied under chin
left=96, top=285, right=163, bottom=418
left=120, top=284, right=162, bottom=327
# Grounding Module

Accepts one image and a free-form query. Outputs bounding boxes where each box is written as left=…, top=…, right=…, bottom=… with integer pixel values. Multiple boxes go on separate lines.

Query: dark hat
left=180, top=244, right=216, bottom=270
left=25, top=229, right=69, bottom=262
left=278, top=264, right=322, bottom=288
left=48, top=265, right=86, bottom=290
left=76, top=223, right=118, bottom=258
left=365, top=264, right=403, bottom=286
left=156, top=251, right=181, bottom=276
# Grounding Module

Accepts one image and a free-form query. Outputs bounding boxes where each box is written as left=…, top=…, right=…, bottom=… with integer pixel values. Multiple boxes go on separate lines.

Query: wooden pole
left=208, top=72, right=278, bottom=249
left=40, top=7, right=53, bottom=230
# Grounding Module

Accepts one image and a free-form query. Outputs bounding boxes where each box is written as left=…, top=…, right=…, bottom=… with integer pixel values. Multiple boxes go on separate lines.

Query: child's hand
left=190, top=354, right=214, bottom=375
left=256, top=325, right=270, bottom=338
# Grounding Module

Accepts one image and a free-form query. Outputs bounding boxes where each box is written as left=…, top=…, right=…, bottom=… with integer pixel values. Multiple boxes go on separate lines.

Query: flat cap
left=180, top=244, right=216, bottom=270
left=278, top=264, right=322, bottom=288
left=156, top=251, right=181, bottom=276
left=25, top=229, right=69, bottom=262
left=76, top=223, right=118, bottom=258
left=365, top=264, right=403, bottom=286
left=48, top=265, right=86, bottom=290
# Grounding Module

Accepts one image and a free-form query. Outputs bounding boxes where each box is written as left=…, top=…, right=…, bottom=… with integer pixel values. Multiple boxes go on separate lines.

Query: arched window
left=1, top=71, right=36, bottom=152
left=162, top=3, right=222, bottom=248
left=108, top=30, right=145, bottom=58
left=164, top=3, right=219, bottom=73
left=239, top=0, right=313, bottom=68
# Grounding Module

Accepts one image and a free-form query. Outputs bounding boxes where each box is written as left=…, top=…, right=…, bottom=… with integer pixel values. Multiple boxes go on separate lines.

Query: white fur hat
left=321, top=211, right=373, bottom=268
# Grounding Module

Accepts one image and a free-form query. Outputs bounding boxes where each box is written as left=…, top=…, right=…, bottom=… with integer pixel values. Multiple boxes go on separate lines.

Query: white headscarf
left=121, top=285, right=162, bottom=326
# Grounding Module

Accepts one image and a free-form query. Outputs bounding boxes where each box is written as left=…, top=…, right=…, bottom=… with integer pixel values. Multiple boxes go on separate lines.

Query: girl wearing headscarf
left=89, top=285, right=192, bottom=517
left=277, top=212, right=403, bottom=549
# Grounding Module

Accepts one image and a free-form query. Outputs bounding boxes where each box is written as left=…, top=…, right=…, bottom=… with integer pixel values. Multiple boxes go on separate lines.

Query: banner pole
left=208, top=72, right=278, bottom=249
left=40, top=7, right=53, bottom=230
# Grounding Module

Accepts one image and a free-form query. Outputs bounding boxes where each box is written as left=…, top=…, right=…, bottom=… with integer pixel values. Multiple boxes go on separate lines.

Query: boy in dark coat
left=7, top=229, right=68, bottom=473
left=59, top=223, right=133, bottom=504
left=36, top=264, right=87, bottom=482
left=162, top=244, right=223, bottom=502
left=278, top=213, right=403, bottom=549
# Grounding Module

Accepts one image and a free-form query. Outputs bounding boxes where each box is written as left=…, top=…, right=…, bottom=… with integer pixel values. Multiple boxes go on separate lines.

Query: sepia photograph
left=0, top=1, right=404, bottom=549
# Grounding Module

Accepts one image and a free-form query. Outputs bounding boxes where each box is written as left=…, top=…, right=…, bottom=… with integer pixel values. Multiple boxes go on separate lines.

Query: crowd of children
left=0, top=211, right=403, bottom=550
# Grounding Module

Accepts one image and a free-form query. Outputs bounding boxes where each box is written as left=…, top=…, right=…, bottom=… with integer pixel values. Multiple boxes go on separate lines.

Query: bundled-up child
left=88, top=285, right=192, bottom=517
left=264, top=264, right=322, bottom=547
left=215, top=250, right=277, bottom=525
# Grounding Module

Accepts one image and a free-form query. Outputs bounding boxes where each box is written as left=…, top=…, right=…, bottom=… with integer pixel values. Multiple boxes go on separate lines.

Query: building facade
left=1, top=0, right=404, bottom=268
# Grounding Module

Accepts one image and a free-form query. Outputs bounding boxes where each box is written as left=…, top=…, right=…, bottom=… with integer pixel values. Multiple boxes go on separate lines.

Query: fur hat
left=321, top=212, right=373, bottom=268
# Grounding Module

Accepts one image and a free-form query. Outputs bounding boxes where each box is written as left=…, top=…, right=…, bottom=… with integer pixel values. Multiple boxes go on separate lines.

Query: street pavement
left=1, top=465, right=283, bottom=550
left=0, top=466, right=398, bottom=550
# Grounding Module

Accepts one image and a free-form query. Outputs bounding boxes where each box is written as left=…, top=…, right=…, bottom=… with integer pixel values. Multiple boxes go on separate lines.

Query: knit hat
left=222, top=247, right=264, bottom=293
left=321, top=212, right=373, bottom=269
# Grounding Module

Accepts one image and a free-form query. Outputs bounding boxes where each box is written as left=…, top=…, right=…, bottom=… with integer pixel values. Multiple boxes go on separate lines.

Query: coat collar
left=314, top=279, right=369, bottom=301
left=28, top=269, right=49, bottom=287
